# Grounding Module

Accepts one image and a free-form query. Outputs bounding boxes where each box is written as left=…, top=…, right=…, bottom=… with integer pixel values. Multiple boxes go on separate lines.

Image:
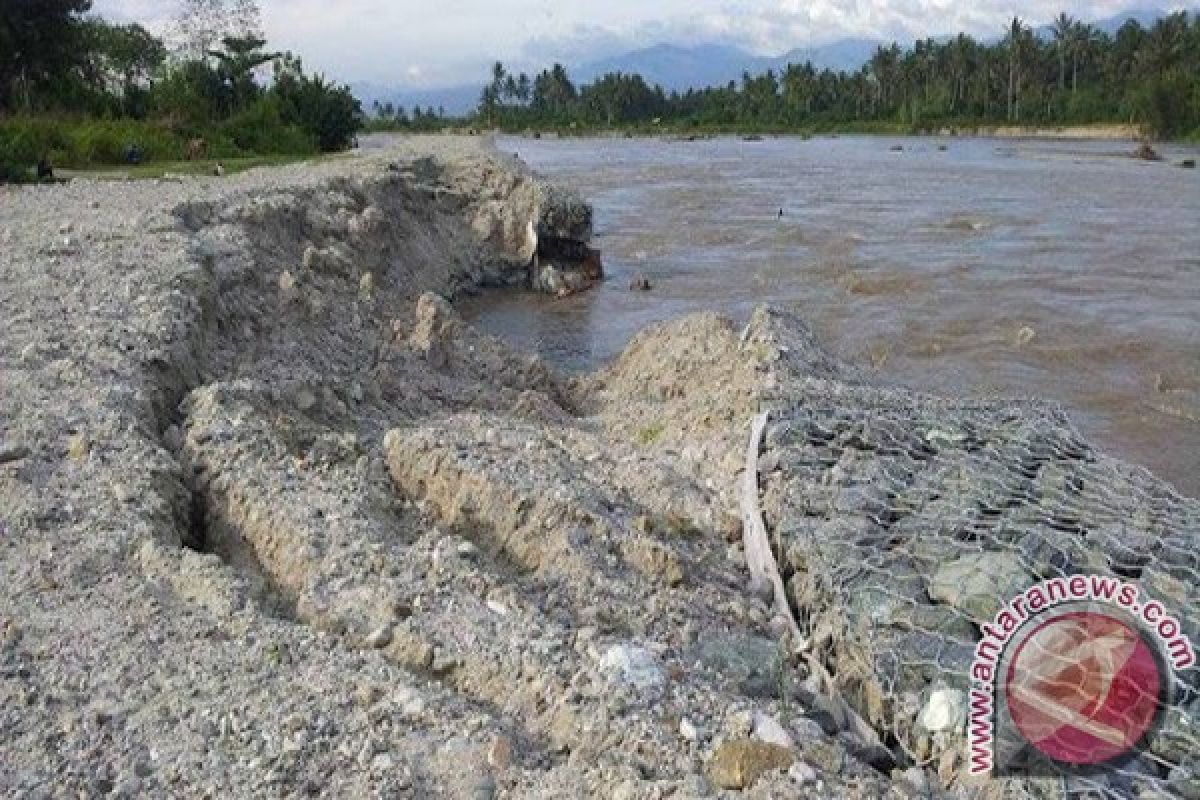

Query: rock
left=789, top=761, right=817, bottom=785
left=598, top=644, right=665, bottom=690
left=302, top=244, right=320, bottom=269
left=629, top=274, right=653, bottom=291
left=751, top=712, right=794, bottom=749
left=364, top=624, right=392, bottom=649
left=691, top=633, right=782, bottom=699
left=469, top=774, right=497, bottom=799
left=394, top=686, right=426, bottom=718
left=1148, top=701, right=1199, bottom=763
left=707, top=739, right=794, bottom=790
left=918, top=688, right=966, bottom=734
left=802, top=738, right=846, bottom=773
left=928, top=551, right=1029, bottom=621
left=359, top=272, right=375, bottom=294
left=294, top=389, right=317, bottom=412
left=67, top=433, right=89, bottom=460
left=1167, top=764, right=1200, bottom=800
left=680, top=717, right=702, bottom=742
left=163, top=425, right=183, bottom=452
left=355, top=683, right=383, bottom=707
left=486, top=734, right=514, bottom=769
left=902, top=766, right=929, bottom=793
left=0, top=444, right=31, bottom=464
left=1181, top=159, right=1196, bottom=169
left=1134, top=142, right=1162, bottom=161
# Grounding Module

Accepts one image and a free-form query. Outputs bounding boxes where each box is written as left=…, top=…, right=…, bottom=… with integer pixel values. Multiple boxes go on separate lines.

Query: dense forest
left=376, top=11, right=1200, bottom=139
left=0, top=0, right=362, bottom=180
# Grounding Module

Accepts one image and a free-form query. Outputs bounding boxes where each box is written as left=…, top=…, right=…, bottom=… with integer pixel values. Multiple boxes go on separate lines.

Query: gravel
left=1, top=134, right=1194, bottom=798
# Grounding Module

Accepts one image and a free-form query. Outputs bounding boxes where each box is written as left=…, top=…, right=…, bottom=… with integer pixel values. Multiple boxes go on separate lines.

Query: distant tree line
left=467, top=12, right=1200, bottom=138
left=1, top=0, right=363, bottom=179
left=366, top=102, right=449, bottom=132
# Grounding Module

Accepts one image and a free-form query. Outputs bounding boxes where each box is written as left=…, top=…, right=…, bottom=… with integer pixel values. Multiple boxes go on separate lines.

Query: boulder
left=707, top=739, right=794, bottom=790
left=927, top=552, right=1029, bottom=622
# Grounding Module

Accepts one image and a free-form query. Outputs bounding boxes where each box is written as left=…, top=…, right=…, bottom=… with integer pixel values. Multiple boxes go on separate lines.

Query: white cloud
left=90, top=0, right=1182, bottom=88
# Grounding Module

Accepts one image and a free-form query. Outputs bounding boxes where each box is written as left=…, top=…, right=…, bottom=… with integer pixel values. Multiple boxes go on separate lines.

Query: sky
left=92, top=0, right=1175, bottom=89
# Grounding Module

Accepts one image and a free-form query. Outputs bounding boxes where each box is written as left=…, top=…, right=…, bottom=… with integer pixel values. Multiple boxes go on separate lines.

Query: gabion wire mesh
left=758, top=388, right=1198, bottom=797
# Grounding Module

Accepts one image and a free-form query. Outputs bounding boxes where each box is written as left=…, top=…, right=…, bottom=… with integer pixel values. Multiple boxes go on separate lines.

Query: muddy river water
left=459, top=134, right=1200, bottom=497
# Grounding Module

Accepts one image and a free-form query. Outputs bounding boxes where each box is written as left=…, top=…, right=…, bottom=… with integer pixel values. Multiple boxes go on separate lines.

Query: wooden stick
left=741, top=411, right=804, bottom=644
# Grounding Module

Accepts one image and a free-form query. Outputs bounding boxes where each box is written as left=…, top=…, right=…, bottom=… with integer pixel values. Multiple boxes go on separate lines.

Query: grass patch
left=1, top=114, right=322, bottom=182
left=636, top=423, right=666, bottom=445
left=61, top=153, right=319, bottom=181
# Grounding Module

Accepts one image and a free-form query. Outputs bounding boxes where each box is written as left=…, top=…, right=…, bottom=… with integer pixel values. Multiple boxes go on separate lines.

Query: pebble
left=486, top=734, right=514, bottom=768
left=789, top=761, right=817, bottom=785
left=394, top=687, right=426, bottom=718
left=752, top=712, right=794, bottom=749
left=364, top=625, right=393, bottom=649
left=66, top=433, right=89, bottom=460
left=598, top=644, right=665, bottom=690
left=919, top=688, right=966, bottom=734
left=679, top=717, right=701, bottom=742
left=295, top=389, right=317, bottom=412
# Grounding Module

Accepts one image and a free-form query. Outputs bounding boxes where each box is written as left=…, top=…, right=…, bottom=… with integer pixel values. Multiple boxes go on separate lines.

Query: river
left=459, top=134, right=1200, bottom=498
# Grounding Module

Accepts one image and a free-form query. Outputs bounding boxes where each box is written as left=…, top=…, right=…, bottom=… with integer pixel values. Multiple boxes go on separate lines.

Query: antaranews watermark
left=968, top=574, right=1194, bottom=778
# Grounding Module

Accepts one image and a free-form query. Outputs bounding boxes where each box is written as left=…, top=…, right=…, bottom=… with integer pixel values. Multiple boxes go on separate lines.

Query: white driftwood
left=741, top=412, right=893, bottom=763
left=741, top=411, right=804, bottom=645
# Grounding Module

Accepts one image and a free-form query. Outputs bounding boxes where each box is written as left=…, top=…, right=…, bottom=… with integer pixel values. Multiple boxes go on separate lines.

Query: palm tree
left=1069, top=22, right=1088, bottom=94
left=1005, top=16, right=1028, bottom=122
left=1052, top=13, right=1075, bottom=90
left=209, top=34, right=279, bottom=113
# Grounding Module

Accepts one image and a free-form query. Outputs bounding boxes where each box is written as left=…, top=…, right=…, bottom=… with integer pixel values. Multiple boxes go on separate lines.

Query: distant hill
left=353, top=7, right=1193, bottom=117
left=351, top=82, right=480, bottom=117
left=575, top=38, right=882, bottom=90
left=1091, top=7, right=1174, bottom=34
left=1033, top=7, right=1170, bottom=39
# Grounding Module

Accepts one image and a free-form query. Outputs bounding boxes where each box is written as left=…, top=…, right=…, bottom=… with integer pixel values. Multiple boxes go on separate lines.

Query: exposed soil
left=0, top=136, right=1194, bottom=799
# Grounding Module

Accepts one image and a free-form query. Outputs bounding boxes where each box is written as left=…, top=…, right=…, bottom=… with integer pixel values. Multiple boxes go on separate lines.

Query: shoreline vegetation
left=370, top=11, right=1200, bottom=145
left=5, top=6, right=1199, bottom=183
left=0, top=1, right=362, bottom=182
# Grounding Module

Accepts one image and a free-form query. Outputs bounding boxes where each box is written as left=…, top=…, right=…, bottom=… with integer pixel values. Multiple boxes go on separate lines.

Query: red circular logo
left=1004, top=611, right=1163, bottom=765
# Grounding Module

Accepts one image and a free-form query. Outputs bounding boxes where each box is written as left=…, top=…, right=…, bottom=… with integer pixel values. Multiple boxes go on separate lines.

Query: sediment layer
left=0, top=136, right=1195, bottom=799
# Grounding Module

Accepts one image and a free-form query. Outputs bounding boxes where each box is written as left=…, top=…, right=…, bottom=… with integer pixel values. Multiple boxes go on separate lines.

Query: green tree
left=209, top=34, right=279, bottom=114
left=272, top=54, right=362, bottom=151
left=0, top=0, right=93, bottom=111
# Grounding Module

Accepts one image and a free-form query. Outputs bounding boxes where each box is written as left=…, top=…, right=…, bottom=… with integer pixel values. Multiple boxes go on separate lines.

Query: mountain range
left=354, top=7, right=1181, bottom=116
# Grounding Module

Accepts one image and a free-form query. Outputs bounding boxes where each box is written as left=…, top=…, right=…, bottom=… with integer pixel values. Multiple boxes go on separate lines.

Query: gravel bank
left=1, top=135, right=1195, bottom=799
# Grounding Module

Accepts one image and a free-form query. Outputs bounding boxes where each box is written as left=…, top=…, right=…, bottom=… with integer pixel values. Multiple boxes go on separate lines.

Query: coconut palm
left=1005, top=17, right=1027, bottom=121
left=1052, top=12, right=1075, bottom=90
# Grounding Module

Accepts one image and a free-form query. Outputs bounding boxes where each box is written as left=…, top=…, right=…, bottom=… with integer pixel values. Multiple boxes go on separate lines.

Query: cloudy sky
left=93, top=0, right=1172, bottom=88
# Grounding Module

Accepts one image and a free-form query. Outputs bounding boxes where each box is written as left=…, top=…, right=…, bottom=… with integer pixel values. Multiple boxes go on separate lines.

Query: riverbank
left=1, top=136, right=1195, bottom=798
left=399, top=119, right=1182, bottom=143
